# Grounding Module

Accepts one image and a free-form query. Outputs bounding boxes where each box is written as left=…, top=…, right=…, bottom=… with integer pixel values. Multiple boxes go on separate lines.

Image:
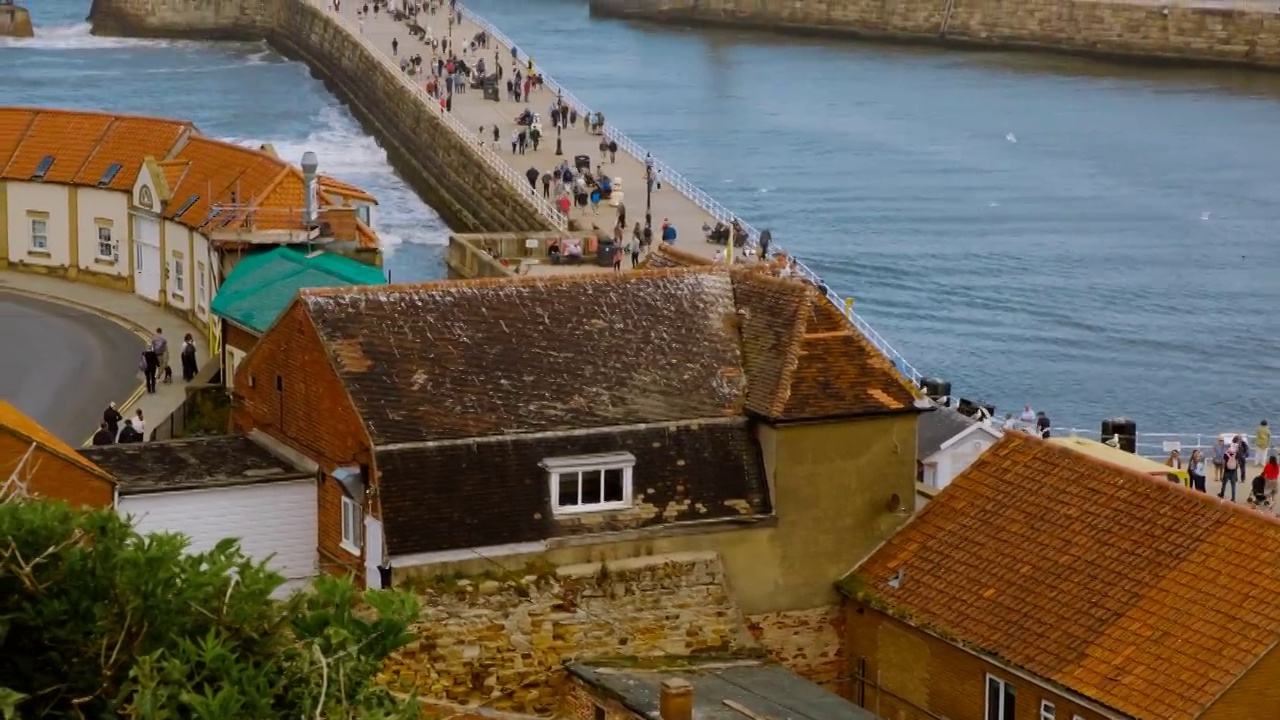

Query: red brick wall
left=231, top=302, right=369, bottom=579
left=1200, top=645, right=1280, bottom=720
left=222, top=322, right=259, bottom=356
left=843, top=601, right=1106, bottom=720
left=2, top=435, right=113, bottom=508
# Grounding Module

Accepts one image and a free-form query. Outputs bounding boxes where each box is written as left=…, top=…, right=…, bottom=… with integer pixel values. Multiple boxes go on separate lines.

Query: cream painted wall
left=5, top=182, right=70, bottom=268
left=163, top=220, right=192, bottom=311
left=192, top=231, right=212, bottom=321
left=75, top=187, right=129, bottom=278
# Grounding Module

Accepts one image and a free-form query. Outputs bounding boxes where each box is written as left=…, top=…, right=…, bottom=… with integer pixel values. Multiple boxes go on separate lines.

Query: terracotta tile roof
left=356, top=220, right=379, bottom=250
left=639, top=243, right=715, bottom=269
left=168, top=137, right=290, bottom=229
left=730, top=270, right=920, bottom=420
left=845, top=432, right=1280, bottom=720
left=319, top=174, right=378, bottom=204
left=298, top=268, right=747, bottom=445
left=780, top=297, right=920, bottom=419
left=2, top=110, right=114, bottom=183
left=0, top=108, right=35, bottom=171
left=73, top=116, right=192, bottom=191
left=156, top=159, right=190, bottom=199
left=0, top=401, right=113, bottom=482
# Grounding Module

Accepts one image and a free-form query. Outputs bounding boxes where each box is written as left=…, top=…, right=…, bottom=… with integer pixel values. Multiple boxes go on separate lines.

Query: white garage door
left=118, top=479, right=317, bottom=596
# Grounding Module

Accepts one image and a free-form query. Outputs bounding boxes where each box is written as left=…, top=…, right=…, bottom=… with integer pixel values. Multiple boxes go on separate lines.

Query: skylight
left=31, top=155, right=54, bottom=181
left=174, top=195, right=199, bottom=218
left=97, top=163, right=123, bottom=186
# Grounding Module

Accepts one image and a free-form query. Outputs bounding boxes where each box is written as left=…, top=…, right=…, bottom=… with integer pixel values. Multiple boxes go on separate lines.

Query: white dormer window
left=541, top=452, right=635, bottom=514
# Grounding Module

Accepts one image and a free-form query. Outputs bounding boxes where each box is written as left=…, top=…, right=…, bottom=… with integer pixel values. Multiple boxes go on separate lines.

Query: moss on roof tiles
left=211, top=247, right=385, bottom=335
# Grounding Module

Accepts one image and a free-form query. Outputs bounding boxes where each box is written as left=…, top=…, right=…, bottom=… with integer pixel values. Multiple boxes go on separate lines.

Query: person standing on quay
left=140, top=345, right=158, bottom=394
left=1220, top=439, right=1241, bottom=502
left=1256, top=419, right=1271, bottom=461
left=103, top=401, right=122, bottom=439
left=1188, top=449, right=1207, bottom=493
left=181, top=333, right=199, bottom=382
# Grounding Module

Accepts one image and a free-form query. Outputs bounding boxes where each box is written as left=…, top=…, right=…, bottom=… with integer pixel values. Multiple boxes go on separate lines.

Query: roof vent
left=97, top=162, right=123, bottom=186
left=174, top=194, right=200, bottom=218
left=30, top=155, right=54, bottom=181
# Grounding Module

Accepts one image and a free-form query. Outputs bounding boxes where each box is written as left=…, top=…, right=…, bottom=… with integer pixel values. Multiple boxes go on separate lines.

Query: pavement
left=328, top=0, right=753, bottom=275
left=0, top=272, right=209, bottom=446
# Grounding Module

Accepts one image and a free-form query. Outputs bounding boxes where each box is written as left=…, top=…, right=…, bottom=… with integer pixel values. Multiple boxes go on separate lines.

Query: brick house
left=840, top=432, right=1280, bottom=720
left=0, top=400, right=114, bottom=507
left=231, top=266, right=924, bottom=651
left=564, top=658, right=879, bottom=720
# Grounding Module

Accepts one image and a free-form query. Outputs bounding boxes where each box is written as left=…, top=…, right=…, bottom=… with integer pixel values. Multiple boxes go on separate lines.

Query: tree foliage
left=0, top=499, right=420, bottom=719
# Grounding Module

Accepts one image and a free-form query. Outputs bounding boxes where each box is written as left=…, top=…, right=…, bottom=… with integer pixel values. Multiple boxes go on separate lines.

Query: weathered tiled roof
left=79, top=434, right=311, bottom=495
left=299, top=269, right=748, bottom=445
left=845, top=432, right=1280, bottom=720
left=212, top=247, right=385, bottom=335
left=730, top=271, right=811, bottom=417
left=0, top=401, right=113, bottom=482
left=374, top=419, right=768, bottom=556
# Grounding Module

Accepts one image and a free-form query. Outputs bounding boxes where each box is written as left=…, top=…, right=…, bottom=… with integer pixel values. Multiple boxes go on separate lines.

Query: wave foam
left=0, top=22, right=194, bottom=50
left=220, top=105, right=447, bottom=251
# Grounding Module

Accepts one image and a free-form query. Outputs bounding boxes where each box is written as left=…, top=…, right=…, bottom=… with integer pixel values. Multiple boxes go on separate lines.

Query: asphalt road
left=0, top=291, right=142, bottom=444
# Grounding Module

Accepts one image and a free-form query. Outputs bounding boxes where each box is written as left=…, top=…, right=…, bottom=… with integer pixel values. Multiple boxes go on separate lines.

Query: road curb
left=0, top=285, right=152, bottom=446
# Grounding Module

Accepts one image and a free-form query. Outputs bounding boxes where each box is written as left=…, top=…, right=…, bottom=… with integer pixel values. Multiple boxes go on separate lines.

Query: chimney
left=659, top=678, right=693, bottom=720
left=301, top=151, right=319, bottom=225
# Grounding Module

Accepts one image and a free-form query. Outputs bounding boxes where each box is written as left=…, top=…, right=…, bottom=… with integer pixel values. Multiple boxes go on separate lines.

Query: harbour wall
left=87, top=0, right=557, bottom=234
left=589, top=0, right=1280, bottom=69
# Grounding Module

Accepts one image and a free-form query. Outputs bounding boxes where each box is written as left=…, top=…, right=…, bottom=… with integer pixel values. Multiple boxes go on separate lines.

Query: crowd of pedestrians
left=89, top=328, right=199, bottom=446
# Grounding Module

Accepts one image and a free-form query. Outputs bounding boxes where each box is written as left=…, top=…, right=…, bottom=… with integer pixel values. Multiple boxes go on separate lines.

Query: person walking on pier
left=1256, top=419, right=1271, bottom=461
left=525, top=166, right=539, bottom=192
left=541, top=171, right=551, bottom=199
left=1212, top=437, right=1226, bottom=483
left=392, top=37, right=399, bottom=55
left=1220, top=438, right=1242, bottom=502
left=1188, top=449, right=1207, bottom=493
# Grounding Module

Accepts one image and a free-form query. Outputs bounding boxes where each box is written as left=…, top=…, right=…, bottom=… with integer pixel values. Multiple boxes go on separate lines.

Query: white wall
left=930, top=433, right=1000, bottom=491
left=75, top=187, right=129, bottom=279
left=162, top=220, right=192, bottom=311
left=192, top=231, right=211, bottom=321
left=5, top=181, right=70, bottom=268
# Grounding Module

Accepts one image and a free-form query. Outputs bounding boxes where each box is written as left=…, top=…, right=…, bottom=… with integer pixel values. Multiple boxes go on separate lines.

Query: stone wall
left=590, top=0, right=1280, bottom=69
left=87, top=0, right=556, bottom=234
left=379, top=552, right=755, bottom=715
left=746, top=605, right=846, bottom=694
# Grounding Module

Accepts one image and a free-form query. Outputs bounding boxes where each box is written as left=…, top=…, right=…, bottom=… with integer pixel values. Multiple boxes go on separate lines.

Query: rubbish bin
left=596, top=238, right=616, bottom=267
left=483, top=81, right=500, bottom=102
left=574, top=154, right=591, bottom=172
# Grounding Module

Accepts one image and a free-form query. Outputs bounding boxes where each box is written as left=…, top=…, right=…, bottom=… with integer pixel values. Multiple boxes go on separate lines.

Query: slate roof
left=80, top=434, right=311, bottom=495
left=844, top=432, right=1280, bottom=720
left=0, top=401, right=113, bottom=482
left=212, top=247, right=386, bottom=335
left=374, top=419, right=768, bottom=556
left=298, top=269, right=748, bottom=445
left=916, top=406, right=978, bottom=460
left=569, top=659, right=877, bottom=720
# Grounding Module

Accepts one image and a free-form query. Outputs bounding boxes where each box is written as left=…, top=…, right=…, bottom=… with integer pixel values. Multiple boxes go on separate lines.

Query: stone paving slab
left=0, top=272, right=209, bottom=445
left=332, top=2, right=753, bottom=274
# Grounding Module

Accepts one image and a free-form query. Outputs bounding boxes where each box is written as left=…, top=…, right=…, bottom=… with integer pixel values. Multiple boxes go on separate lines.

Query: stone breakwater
left=590, top=0, right=1280, bottom=69
left=88, top=0, right=555, bottom=233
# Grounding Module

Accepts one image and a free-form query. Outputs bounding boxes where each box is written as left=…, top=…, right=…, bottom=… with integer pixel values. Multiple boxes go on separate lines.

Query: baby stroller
left=1248, top=474, right=1271, bottom=509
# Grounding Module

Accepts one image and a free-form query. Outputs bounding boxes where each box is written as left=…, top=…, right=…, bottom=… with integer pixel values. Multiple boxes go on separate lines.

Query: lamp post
left=644, top=164, right=652, bottom=217
left=555, top=91, right=563, bottom=156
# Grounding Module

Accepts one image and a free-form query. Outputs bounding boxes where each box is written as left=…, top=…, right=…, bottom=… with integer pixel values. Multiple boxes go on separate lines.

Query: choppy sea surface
left=6, top=0, right=1280, bottom=435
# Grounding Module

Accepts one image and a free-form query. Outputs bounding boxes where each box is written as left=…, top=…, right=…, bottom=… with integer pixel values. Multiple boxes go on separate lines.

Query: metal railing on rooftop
left=308, top=0, right=567, bottom=231
left=460, top=4, right=925, bottom=387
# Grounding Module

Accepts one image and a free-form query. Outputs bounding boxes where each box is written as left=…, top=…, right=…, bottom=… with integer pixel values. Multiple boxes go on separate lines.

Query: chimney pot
left=659, top=678, right=693, bottom=720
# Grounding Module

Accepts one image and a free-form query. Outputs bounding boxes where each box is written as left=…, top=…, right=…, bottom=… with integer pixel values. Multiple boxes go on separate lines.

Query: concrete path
left=0, top=272, right=209, bottom=446
left=329, top=1, right=750, bottom=275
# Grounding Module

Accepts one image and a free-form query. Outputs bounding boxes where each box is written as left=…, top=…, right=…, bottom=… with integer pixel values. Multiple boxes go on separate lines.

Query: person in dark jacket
left=117, top=419, right=143, bottom=444
left=103, top=402, right=122, bottom=438
left=181, top=334, right=198, bottom=382
left=91, top=422, right=114, bottom=446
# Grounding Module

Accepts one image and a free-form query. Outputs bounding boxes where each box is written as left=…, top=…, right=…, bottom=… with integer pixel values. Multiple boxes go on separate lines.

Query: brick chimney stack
left=659, top=678, right=694, bottom=720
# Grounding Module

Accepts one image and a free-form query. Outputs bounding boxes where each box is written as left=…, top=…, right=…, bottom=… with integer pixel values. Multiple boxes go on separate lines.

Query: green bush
left=0, top=499, right=419, bottom=719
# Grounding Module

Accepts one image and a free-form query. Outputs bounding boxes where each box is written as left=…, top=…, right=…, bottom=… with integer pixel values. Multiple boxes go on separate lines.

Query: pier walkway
left=333, top=1, right=730, bottom=268
left=312, top=0, right=925, bottom=386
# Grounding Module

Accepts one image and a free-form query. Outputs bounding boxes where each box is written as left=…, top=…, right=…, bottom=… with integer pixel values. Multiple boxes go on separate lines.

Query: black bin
left=1101, top=417, right=1137, bottom=454
left=483, top=83, right=500, bottom=102
left=574, top=154, right=591, bottom=172
left=922, top=377, right=951, bottom=401
left=596, top=238, right=616, bottom=267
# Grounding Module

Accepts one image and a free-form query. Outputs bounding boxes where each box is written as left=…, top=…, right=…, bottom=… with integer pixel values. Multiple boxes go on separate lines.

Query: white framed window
left=173, top=258, right=185, bottom=294
left=985, top=674, right=1016, bottom=720
left=542, top=452, right=634, bottom=514
left=29, top=217, right=47, bottom=250
left=196, top=262, right=207, bottom=311
left=96, top=224, right=114, bottom=259
left=1040, top=700, right=1055, bottom=720
left=340, top=495, right=362, bottom=553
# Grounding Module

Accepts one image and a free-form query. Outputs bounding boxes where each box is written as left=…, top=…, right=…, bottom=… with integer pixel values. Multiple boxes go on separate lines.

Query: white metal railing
left=460, top=3, right=925, bottom=386
left=1047, top=427, right=1271, bottom=461
left=310, top=0, right=566, bottom=230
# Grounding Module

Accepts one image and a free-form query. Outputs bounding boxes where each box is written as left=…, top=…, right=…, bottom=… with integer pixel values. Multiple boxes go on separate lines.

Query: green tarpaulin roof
left=211, top=246, right=385, bottom=335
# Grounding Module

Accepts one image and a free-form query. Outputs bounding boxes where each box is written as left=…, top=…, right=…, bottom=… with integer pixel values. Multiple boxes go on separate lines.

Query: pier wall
left=589, top=0, right=1280, bottom=69
left=87, top=0, right=556, bottom=234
